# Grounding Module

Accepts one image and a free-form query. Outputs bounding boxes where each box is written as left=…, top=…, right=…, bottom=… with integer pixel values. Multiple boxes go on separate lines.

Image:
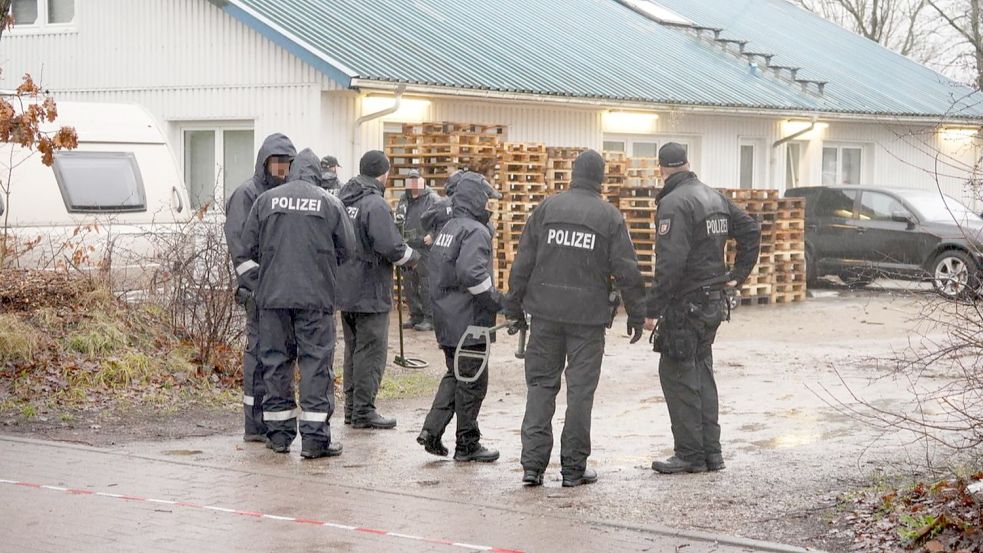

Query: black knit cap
left=572, top=149, right=606, bottom=190
left=658, top=142, right=688, bottom=168
left=359, top=150, right=391, bottom=178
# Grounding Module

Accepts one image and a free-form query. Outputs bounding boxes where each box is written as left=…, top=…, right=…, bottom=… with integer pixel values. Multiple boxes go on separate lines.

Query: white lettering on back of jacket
left=706, top=217, right=728, bottom=236
left=271, top=197, right=322, bottom=212
left=546, top=228, right=596, bottom=251
left=434, top=233, right=454, bottom=248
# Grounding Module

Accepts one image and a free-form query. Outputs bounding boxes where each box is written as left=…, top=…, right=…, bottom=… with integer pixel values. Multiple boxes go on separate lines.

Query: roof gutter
left=772, top=118, right=817, bottom=148
left=352, top=85, right=406, bottom=169
left=350, top=79, right=983, bottom=125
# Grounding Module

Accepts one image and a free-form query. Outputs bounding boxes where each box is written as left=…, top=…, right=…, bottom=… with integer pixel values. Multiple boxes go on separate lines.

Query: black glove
left=474, top=290, right=502, bottom=313
left=627, top=316, right=644, bottom=344
left=507, top=314, right=528, bottom=335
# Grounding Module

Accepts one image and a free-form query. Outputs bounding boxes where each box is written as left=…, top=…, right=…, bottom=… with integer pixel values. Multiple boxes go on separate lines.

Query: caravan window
left=52, top=152, right=147, bottom=213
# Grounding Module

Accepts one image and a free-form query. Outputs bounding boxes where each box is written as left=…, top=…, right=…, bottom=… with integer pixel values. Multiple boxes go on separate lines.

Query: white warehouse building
left=2, top=0, right=981, bottom=210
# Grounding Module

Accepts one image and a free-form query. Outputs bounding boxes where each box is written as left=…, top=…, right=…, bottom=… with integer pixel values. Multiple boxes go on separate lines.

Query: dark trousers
left=422, top=345, right=488, bottom=450
left=403, top=264, right=433, bottom=324
left=242, top=304, right=266, bottom=436
left=341, top=311, right=390, bottom=421
left=521, top=319, right=605, bottom=477
left=658, top=349, right=720, bottom=463
left=259, top=308, right=336, bottom=448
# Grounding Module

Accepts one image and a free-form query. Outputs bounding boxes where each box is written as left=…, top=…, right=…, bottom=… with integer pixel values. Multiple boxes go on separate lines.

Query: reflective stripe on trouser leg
left=243, top=305, right=266, bottom=436
left=259, top=308, right=300, bottom=446
left=521, top=319, right=566, bottom=472
left=558, top=323, right=604, bottom=478
left=294, top=309, right=336, bottom=447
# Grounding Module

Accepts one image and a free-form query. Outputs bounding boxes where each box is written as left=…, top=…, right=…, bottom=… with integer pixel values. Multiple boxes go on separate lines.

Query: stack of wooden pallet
left=545, top=147, right=585, bottom=192
left=496, top=142, right=549, bottom=289
left=771, top=198, right=807, bottom=303
left=603, top=152, right=628, bottom=206
left=619, top=185, right=661, bottom=279
left=626, top=157, right=661, bottom=188
left=386, top=122, right=505, bottom=189
left=723, top=190, right=778, bottom=305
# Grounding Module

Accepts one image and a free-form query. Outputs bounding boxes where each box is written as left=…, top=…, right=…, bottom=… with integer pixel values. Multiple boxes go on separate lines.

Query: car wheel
left=805, top=248, right=818, bottom=287
left=931, top=250, right=979, bottom=299
left=841, top=275, right=875, bottom=289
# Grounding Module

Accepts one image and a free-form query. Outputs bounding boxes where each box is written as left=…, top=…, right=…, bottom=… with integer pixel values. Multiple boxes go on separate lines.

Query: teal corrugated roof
left=227, top=0, right=983, bottom=119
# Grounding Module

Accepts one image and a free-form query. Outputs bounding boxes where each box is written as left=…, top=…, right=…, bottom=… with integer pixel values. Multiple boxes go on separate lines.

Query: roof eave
left=350, top=79, right=983, bottom=125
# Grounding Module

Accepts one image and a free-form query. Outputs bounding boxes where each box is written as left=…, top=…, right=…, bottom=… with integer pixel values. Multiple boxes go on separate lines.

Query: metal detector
left=393, top=265, right=429, bottom=369
left=453, top=319, right=527, bottom=383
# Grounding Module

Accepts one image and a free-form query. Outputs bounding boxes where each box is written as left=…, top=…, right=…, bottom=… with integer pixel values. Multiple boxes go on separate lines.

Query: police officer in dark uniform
left=420, top=169, right=499, bottom=241
left=416, top=174, right=503, bottom=463
left=336, top=151, right=420, bottom=429
left=223, top=133, right=296, bottom=443
left=505, top=150, right=647, bottom=487
left=320, top=155, right=342, bottom=196
left=396, top=169, right=439, bottom=332
left=644, top=143, right=761, bottom=475
left=240, top=148, right=356, bottom=458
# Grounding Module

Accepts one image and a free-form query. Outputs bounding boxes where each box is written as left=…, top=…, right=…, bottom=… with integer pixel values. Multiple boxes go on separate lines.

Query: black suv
left=785, top=186, right=983, bottom=298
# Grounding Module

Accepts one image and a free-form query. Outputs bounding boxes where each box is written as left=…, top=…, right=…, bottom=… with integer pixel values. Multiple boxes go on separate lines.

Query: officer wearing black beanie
left=504, top=149, right=647, bottom=488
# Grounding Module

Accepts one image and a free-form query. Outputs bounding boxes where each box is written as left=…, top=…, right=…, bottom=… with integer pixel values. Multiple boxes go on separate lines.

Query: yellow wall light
left=603, top=110, right=660, bottom=134
left=362, top=95, right=432, bottom=122
left=940, top=126, right=979, bottom=140
left=781, top=119, right=829, bottom=141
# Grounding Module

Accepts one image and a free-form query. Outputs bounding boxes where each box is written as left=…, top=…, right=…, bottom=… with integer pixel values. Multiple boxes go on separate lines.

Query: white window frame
left=821, top=142, right=867, bottom=186
left=8, top=0, right=77, bottom=33
left=179, top=122, right=255, bottom=210
left=738, top=138, right=766, bottom=190
left=603, top=134, right=700, bottom=171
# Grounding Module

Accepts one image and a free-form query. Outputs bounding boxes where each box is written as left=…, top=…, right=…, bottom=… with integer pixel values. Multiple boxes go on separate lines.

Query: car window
left=52, top=152, right=147, bottom=213
left=814, top=189, right=857, bottom=219
left=858, top=191, right=910, bottom=222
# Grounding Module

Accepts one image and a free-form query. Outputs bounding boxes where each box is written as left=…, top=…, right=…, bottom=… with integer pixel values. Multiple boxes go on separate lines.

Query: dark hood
left=254, top=133, right=297, bottom=190
left=338, top=174, right=384, bottom=207
left=287, top=148, right=323, bottom=187
left=321, top=171, right=340, bottom=190
left=571, top=149, right=605, bottom=192
left=452, top=177, right=491, bottom=222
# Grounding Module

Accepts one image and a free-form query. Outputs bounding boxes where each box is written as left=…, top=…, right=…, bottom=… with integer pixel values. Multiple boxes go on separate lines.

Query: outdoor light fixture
left=940, top=126, right=980, bottom=140
left=603, top=110, right=660, bottom=134
left=362, top=95, right=432, bottom=122
left=781, top=119, right=829, bottom=140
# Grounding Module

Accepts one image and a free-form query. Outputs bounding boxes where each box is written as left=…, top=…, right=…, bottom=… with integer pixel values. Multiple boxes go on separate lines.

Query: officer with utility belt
left=505, top=150, right=647, bottom=488
left=240, top=148, right=356, bottom=458
left=417, top=174, right=504, bottom=463
left=644, top=143, right=761, bottom=475
left=223, top=133, right=296, bottom=444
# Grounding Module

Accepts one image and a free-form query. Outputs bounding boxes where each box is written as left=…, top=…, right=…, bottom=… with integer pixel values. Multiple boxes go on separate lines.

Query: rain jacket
left=428, top=178, right=502, bottom=347
left=224, top=133, right=296, bottom=291
left=335, top=175, right=417, bottom=313
left=240, top=149, right=355, bottom=311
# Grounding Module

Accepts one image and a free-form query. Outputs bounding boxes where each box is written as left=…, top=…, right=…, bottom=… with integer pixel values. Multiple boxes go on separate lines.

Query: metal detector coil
left=454, top=322, right=511, bottom=383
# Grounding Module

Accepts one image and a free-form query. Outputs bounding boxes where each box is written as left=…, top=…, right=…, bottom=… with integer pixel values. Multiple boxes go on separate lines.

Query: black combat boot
left=562, top=468, right=598, bottom=488
left=652, top=456, right=708, bottom=474
left=706, top=454, right=726, bottom=472
left=301, top=442, right=343, bottom=459
left=353, top=412, right=397, bottom=429
left=454, top=443, right=499, bottom=463
left=522, top=469, right=544, bottom=487
left=416, top=430, right=449, bottom=457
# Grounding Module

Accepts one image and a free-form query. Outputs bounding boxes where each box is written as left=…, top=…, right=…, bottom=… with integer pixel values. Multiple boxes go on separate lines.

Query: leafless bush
left=145, top=206, right=243, bottom=377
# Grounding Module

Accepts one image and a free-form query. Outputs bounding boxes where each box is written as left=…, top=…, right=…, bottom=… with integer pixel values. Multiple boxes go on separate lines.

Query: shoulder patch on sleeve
left=658, top=218, right=672, bottom=237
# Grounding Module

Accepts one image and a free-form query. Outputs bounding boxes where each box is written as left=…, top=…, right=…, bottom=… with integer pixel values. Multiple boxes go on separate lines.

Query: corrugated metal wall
left=0, top=0, right=334, bottom=155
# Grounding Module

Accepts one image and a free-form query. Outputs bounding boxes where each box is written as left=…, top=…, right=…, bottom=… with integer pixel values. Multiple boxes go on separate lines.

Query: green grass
left=65, top=315, right=127, bottom=356
left=0, top=314, right=39, bottom=364
left=378, top=370, right=439, bottom=400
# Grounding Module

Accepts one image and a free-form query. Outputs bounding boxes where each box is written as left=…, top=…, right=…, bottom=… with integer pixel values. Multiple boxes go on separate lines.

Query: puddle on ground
left=161, top=449, right=203, bottom=456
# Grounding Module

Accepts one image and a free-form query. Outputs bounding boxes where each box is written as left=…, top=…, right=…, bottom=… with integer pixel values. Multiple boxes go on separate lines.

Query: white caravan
left=0, top=100, right=193, bottom=286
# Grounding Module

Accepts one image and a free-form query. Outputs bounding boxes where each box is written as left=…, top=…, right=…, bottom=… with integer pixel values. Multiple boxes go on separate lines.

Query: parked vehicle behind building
left=786, top=186, right=983, bottom=299
left=1, top=100, right=192, bottom=288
